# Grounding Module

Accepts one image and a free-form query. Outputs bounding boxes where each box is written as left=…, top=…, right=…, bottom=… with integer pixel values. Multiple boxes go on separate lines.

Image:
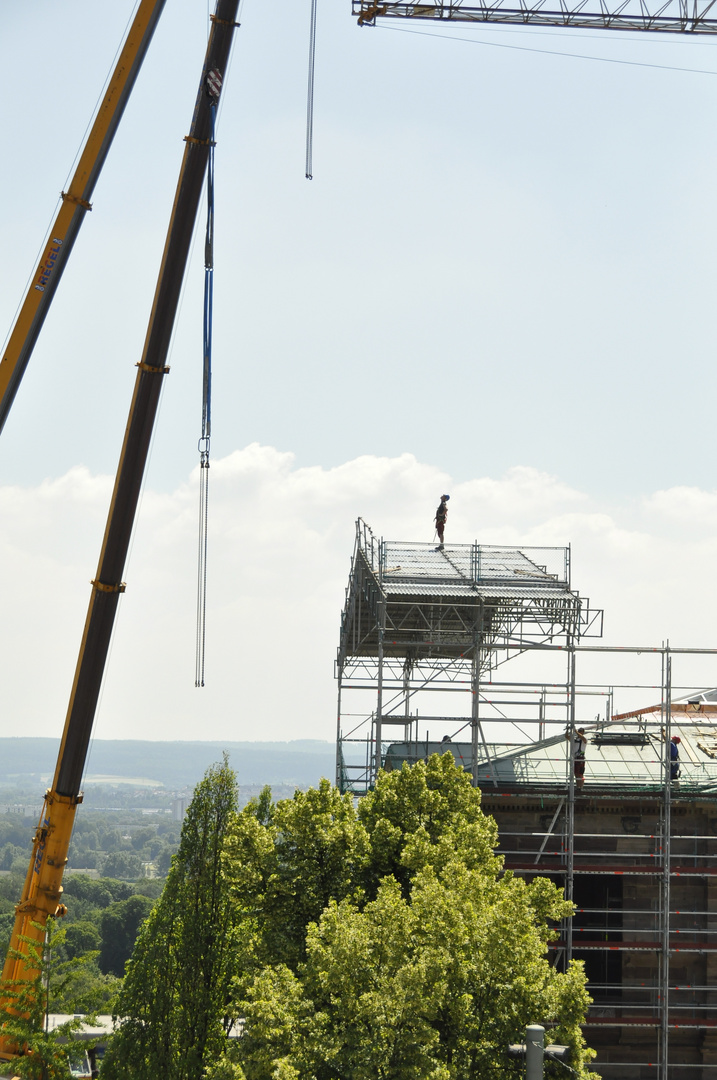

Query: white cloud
left=644, top=485, right=717, bottom=526
left=2, top=447, right=717, bottom=748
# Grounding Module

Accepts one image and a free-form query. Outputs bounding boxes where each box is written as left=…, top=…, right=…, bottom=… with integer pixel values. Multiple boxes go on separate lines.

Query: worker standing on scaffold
left=566, top=726, right=588, bottom=790
left=662, top=729, right=681, bottom=781
left=435, top=494, right=450, bottom=550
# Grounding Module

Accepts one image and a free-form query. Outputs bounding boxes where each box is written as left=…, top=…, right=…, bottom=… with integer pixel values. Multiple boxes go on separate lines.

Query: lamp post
left=508, top=1024, right=571, bottom=1078
left=526, top=1025, right=545, bottom=1080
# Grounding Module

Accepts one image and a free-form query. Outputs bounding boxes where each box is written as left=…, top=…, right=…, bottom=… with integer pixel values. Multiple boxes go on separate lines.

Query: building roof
left=45, top=1015, right=114, bottom=1040
left=44, top=1013, right=244, bottom=1041
left=384, top=716, right=717, bottom=794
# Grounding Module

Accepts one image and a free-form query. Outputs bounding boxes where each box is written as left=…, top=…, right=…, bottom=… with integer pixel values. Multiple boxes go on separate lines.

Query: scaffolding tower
left=336, top=518, right=603, bottom=793
left=335, top=520, right=717, bottom=1079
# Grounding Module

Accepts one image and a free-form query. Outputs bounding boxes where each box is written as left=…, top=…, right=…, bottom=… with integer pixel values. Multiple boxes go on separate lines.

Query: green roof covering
left=384, top=718, right=717, bottom=794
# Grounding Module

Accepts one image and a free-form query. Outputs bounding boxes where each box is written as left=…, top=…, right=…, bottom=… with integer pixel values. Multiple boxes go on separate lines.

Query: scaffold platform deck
left=338, top=519, right=601, bottom=667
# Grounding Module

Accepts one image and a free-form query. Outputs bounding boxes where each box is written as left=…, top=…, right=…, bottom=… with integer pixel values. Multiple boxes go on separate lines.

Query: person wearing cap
left=661, top=729, right=681, bottom=780
left=670, top=734, right=681, bottom=780
left=566, top=726, right=588, bottom=789
left=671, top=737, right=681, bottom=780
left=435, top=494, right=450, bottom=549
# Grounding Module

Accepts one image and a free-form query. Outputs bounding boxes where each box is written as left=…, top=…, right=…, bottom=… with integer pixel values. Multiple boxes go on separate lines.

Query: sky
left=2, top=1, right=717, bottom=747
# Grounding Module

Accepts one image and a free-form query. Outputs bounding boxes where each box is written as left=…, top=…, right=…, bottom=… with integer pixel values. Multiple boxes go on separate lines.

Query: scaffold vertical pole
left=472, top=598, right=481, bottom=786
left=472, top=602, right=498, bottom=788
left=472, top=658, right=497, bottom=788
left=565, top=636, right=577, bottom=963
left=403, top=657, right=412, bottom=742
left=335, top=679, right=343, bottom=790
left=659, top=645, right=672, bottom=1080
left=374, top=537, right=386, bottom=784
left=471, top=658, right=480, bottom=787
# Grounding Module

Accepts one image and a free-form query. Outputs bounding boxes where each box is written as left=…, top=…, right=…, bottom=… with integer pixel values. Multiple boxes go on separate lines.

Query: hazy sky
left=2, top=2, right=717, bottom=746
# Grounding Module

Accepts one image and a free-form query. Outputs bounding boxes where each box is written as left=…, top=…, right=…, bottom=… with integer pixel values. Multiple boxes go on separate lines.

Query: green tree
left=0, top=843, right=26, bottom=872
left=0, top=912, right=14, bottom=960
left=358, top=751, right=502, bottom=885
left=63, top=920, right=100, bottom=962
left=100, top=828, right=123, bottom=853
left=98, top=895, right=154, bottom=976
left=236, top=870, right=591, bottom=1080
left=156, top=842, right=176, bottom=876
left=225, top=779, right=369, bottom=974
left=102, top=756, right=240, bottom=1080
left=130, top=827, right=155, bottom=852
left=50, top=960, right=121, bottom=1015
left=0, top=921, right=98, bottom=1080
left=101, top=850, right=143, bottom=881
left=61, top=875, right=132, bottom=910
left=219, top=755, right=595, bottom=1080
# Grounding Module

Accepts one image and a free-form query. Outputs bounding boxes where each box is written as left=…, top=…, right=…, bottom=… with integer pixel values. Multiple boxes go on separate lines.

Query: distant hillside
left=0, top=738, right=335, bottom=793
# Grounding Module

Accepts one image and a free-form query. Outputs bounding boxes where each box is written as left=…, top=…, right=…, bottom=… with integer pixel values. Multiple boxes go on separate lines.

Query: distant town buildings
left=171, top=795, right=190, bottom=822
left=0, top=804, right=43, bottom=818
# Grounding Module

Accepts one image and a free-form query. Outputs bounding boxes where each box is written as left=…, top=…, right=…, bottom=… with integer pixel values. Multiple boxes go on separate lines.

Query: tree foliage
left=102, top=757, right=240, bottom=1080
left=225, top=778, right=368, bottom=975
left=0, top=921, right=98, bottom=1080
left=219, top=755, right=596, bottom=1080
left=98, top=895, right=154, bottom=976
left=100, top=851, right=144, bottom=882
left=99, top=753, right=595, bottom=1080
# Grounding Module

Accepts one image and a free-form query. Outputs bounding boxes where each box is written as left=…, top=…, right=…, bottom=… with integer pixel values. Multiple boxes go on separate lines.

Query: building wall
left=482, top=791, right=717, bottom=1079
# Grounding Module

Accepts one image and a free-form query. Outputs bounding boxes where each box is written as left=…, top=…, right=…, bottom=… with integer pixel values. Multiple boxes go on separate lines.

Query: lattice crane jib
left=352, top=0, right=717, bottom=33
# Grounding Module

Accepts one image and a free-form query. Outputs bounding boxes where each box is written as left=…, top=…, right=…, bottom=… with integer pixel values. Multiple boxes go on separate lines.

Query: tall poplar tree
left=102, top=757, right=239, bottom=1080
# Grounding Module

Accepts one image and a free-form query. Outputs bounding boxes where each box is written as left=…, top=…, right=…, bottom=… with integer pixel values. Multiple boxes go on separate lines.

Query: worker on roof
left=566, top=726, right=588, bottom=790
left=661, top=729, right=681, bottom=781
left=671, top=737, right=681, bottom=781
left=435, top=494, right=450, bottom=550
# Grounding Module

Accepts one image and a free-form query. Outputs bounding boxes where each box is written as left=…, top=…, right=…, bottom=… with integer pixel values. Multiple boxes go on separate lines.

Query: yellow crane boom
left=0, top=0, right=167, bottom=436
left=0, top=0, right=240, bottom=1066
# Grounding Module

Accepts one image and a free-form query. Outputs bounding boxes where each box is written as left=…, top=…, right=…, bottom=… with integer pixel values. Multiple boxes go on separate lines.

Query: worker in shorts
left=566, top=726, right=588, bottom=790
left=435, top=494, right=450, bottom=549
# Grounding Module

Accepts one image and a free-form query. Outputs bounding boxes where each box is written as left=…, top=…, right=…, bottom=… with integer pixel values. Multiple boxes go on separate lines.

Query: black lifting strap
left=195, top=90, right=218, bottom=688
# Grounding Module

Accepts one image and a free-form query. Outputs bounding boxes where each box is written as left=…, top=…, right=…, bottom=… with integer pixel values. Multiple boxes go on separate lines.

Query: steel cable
left=306, top=0, right=318, bottom=178
left=195, top=100, right=217, bottom=687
